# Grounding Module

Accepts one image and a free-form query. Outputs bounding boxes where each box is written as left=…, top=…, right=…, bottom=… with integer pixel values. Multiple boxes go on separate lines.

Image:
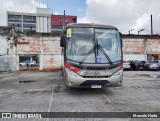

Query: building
left=7, top=9, right=77, bottom=33
left=7, top=11, right=37, bottom=33
left=51, top=14, right=77, bottom=33
left=7, top=8, right=51, bottom=33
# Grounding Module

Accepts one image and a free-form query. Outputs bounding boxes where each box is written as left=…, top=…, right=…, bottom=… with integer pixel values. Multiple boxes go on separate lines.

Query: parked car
left=143, top=61, right=159, bottom=71
left=129, top=60, right=145, bottom=71
left=123, top=61, right=131, bottom=70
left=140, top=61, right=148, bottom=70
left=138, top=61, right=146, bottom=70
left=154, top=60, right=160, bottom=70
left=19, top=60, right=37, bottom=67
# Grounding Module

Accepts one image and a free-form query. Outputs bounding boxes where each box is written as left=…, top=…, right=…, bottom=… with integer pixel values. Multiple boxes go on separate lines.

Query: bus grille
left=71, top=64, right=119, bottom=70
left=82, top=76, right=111, bottom=78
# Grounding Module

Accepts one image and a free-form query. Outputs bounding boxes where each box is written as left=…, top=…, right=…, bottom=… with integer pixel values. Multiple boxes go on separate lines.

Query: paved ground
left=0, top=70, right=160, bottom=121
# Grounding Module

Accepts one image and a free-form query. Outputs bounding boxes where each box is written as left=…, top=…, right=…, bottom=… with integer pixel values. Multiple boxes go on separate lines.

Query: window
left=8, top=15, right=21, bottom=22
left=23, top=15, right=36, bottom=23
left=23, top=29, right=36, bottom=33
left=15, top=28, right=22, bottom=32
left=51, top=26, right=63, bottom=29
left=66, top=27, right=121, bottom=63
left=65, top=18, right=68, bottom=22
left=66, top=28, right=95, bottom=63
left=19, top=54, right=39, bottom=67
left=23, top=24, right=36, bottom=28
left=8, top=23, right=21, bottom=27
left=59, top=18, right=63, bottom=23
left=73, top=18, right=77, bottom=23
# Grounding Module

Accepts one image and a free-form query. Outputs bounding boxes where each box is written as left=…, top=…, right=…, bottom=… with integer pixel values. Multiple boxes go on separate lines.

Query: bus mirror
left=119, top=32, right=122, bottom=39
left=60, top=36, right=65, bottom=47
left=119, top=32, right=123, bottom=48
left=121, top=39, right=123, bottom=48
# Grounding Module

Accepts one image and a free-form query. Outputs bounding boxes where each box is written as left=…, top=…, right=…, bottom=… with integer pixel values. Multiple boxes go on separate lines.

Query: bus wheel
left=64, top=80, right=71, bottom=89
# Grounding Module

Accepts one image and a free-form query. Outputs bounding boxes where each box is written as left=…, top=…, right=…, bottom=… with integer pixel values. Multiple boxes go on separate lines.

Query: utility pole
left=151, top=14, right=153, bottom=35
left=63, top=10, right=65, bottom=30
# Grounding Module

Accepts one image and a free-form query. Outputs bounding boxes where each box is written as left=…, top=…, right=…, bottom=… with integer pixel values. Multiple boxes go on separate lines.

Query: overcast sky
left=0, top=0, right=160, bottom=35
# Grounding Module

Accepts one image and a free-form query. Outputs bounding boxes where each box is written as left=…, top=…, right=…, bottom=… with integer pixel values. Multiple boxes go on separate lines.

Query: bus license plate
left=91, top=85, right=102, bottom=88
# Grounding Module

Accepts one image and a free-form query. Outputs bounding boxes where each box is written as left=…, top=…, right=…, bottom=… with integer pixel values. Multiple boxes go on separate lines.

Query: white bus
left=60, top=23, right=123, bottom=88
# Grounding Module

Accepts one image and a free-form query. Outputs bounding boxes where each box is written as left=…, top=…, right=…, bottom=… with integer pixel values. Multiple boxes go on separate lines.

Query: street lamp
left=129, top=29, right=134, bottom=34
left=138, top=29, right=145, bottom=35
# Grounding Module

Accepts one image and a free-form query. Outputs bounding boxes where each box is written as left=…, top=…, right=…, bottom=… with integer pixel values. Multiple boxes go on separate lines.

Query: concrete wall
left=17, top=35, right=62, bottom=71
left=123, top=54, right=147, bottom=61
left=41, top=37, right=62, bottom=70
left=0, top=34, right=17, bottom=71
left=36, top=8, right=51, bottom=33
left=0, top=36, right=7, bottom=55
left=146, top=39, right=160, bottom=54
left=2, top=33, right=160, bottom=71
left=36, top=16, right=51, bottom=33
left=18, top=36, right=40, bottom=52
left=122, top=35, right=160, bottom=61
left=123, top=38, right=144, bottom=54
left=36, top=8, right=51, bottom=15
left=0, top=56, right=17, bottom=71
left=17, top=35, right=160, bottom=70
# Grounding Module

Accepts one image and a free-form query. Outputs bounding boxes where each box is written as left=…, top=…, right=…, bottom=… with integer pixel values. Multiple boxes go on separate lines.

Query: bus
left=60, top=23, right=123, bottom=88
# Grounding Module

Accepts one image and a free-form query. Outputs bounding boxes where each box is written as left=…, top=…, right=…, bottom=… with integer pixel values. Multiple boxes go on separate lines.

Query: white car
left=144, top=61, right=159, bottom=70
left=154, top=60, right=160, bottom=70
left=123, top=61, right=131, bottom=70
left=19, top=60, right=36, bottom=67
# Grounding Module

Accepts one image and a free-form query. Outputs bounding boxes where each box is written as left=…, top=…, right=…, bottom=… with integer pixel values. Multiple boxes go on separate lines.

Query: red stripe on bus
left=64, top=64, right=81, bottom=73
left=120, top=63, right=123, bottom=69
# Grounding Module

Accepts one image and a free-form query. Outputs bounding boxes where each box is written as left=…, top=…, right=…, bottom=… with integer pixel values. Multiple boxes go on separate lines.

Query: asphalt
left=0, top=70, right=160, bottom=121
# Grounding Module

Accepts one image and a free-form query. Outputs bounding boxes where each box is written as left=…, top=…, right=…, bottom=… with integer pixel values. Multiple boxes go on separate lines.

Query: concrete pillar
left=16, top=54, right=19, bottom=71
left=143, top=37, right=147, bottom=60
left=21, top=14, right=23, bottom=32
left=40, top=34, right=43, bottom=70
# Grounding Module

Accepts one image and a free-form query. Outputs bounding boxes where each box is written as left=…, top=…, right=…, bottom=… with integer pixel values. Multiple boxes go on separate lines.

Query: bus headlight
left=113, top=69, right=123, bottom=77
left=65, top=68, right=80, bottom=77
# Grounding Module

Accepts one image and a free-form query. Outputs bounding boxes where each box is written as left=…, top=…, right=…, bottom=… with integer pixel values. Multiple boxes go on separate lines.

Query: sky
left=0, top=0, right=160, bottom=35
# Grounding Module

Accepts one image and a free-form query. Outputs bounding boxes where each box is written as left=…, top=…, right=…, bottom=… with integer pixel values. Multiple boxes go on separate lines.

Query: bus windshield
left=66, top=27, right=121, bottom=64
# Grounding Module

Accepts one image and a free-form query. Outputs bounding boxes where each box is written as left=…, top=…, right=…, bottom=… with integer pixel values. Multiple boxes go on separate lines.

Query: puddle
left=137, top=74, right=160, bottom=78
left=112, top=100, right=126, bottom=104
left=24, top=89, right=51, bottom=94
left=19, top=80, right=36, bottom=84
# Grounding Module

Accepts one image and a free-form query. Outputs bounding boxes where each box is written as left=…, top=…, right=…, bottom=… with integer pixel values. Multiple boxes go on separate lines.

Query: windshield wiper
left=97, top=44, right=113, bottom=65
left=79, top=37, right=113, bottom=65
left=79, top=47, right=94, bottom=65
left=79, top=44, right=113, bottom=65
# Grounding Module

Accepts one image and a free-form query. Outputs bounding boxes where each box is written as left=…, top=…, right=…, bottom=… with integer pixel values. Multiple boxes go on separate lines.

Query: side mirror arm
left=60, top=36, right=66, bottom=47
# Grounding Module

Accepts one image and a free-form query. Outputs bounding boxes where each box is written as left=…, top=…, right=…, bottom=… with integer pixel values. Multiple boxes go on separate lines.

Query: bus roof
left=66, top=23, right=118, bottom=30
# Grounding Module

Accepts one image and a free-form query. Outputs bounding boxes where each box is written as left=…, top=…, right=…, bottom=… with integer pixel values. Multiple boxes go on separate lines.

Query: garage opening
left=19, top=54, right=39, bottom=70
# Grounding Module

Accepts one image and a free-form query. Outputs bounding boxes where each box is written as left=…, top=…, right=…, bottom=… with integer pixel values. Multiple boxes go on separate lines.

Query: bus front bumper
left=65, top=69, right=123, bottom=88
